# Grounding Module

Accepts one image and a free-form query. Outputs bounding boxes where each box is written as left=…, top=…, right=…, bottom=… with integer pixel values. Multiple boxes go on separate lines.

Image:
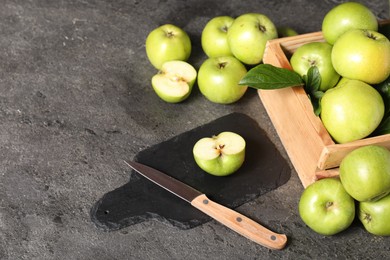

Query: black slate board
left=90, top=113, right=291, bottom=231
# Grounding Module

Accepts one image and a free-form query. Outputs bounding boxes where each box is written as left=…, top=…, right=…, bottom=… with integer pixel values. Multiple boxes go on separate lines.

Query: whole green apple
left=151, top=60, right=197, bottom=103
left=298, top=177, right=355, bottom=236
left=193, top=131, right=246, bottom=176
left=201, top=16, right=235, bottom=58
left=290, top=42, right=340, bottom=91
left=359, top=193, right=390, bottom=236
left=340, top=145, right=390, bottom=202
left=320, top=79, right=384, bottom=143
left=197, top=56, right=248, bottom=104
left=322, top=2, right=378, bottom=45
left=145, top=24, right=191, bottom=69
left=331, top=29, right=390, bottom=84
left=227, top=13, right=277, bottom=65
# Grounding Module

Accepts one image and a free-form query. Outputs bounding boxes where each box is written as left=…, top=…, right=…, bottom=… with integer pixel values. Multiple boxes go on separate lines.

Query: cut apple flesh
left=193, top=137, right=221, bottom=160
left=216, top=132, right=246, bottom=154
left=161, top=60, right=197, bottom=82
left=152, top=74, right=190, bottom=97
left=193, top=132, right=246, bottom=160
left=151, top=60, right=197, bottom=101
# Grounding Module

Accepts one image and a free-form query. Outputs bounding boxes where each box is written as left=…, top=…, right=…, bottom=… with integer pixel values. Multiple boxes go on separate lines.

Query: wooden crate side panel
left=258, top=88, right=324, bottom=187
left=262, top=36, right=331, bottom=187
left=318, top=134, right=390, bottom=169
left=264, top=36, right=334, bottom=145
left=291, top=87, right=334, bottom=145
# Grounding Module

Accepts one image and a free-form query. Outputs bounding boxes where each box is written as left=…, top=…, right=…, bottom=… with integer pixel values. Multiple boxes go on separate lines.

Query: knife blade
left=124, top=160, right=287, bottom=250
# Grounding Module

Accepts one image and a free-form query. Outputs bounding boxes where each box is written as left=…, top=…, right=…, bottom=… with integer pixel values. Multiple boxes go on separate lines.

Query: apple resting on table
left=193, top=132, right=245, bottom=176
left=145, top=24, right=191, bottom=69
left=201, top=16, right=235, bottom=58
left=359, top=193, right=390, bottom=236
left=227, top=13, right=277, bottom=65
left=197, top=56, right=248, bottom=104
left=298, top=177, right=355, bottom=236
left=151, top=60, right=197, bottom=103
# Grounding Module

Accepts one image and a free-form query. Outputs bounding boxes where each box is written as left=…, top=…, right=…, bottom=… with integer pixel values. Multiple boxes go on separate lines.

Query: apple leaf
left=302, top=66, right=324, bottom=116
left=239, top=64, right=323, bottom=116
left=303, top=66, right=321, bottom=94
left=239, top=64, right=304, bottom=89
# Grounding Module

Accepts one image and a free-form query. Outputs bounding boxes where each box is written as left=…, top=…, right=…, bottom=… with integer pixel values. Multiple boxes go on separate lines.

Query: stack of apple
left=145, top=13, right=279, bottom=104
left=295, top=2, right=390, bottom=237
left=299, top=145, right=390, bottom=236
left=290, top=2, right=390, bottom=144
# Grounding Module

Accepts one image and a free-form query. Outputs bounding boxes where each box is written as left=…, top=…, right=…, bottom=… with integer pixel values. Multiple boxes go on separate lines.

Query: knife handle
left=191, top=194, right=287, bottom=250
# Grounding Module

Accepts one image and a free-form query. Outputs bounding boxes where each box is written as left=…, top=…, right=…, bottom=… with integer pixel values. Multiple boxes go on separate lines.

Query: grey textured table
left=1, top=0, right=389, bottom=259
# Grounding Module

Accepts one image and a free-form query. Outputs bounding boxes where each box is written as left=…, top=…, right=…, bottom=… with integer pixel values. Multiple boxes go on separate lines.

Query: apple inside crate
left=259, top=23, right=390, bottom=188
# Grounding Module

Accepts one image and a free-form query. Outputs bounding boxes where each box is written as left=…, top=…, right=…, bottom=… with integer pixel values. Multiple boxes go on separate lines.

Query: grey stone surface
left=0, top=0, right=389, bottom=259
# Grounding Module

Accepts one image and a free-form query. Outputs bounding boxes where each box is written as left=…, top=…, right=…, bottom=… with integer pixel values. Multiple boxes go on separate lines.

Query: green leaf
left=308, top=94, right=322, bottom=116
left=302, top=66, right=324, bottom=115
left=239, top=64, right=304, bottom=90
left=303, top=66, right=321, bottom=93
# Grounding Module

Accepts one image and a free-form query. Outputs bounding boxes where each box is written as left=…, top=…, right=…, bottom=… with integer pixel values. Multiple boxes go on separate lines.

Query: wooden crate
left=260, top=27, right=390, bottom=188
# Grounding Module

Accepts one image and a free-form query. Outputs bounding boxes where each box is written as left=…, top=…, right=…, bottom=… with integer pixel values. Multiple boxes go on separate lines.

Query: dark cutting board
left=90, top=112, right=291, bottom=231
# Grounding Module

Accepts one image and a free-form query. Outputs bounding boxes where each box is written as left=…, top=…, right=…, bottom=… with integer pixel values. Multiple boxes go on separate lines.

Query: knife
left=124, top=160, right=287, bottom=250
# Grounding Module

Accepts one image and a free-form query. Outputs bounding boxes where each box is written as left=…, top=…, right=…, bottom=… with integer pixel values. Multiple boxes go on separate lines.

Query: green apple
left=298, top=177, right=355, bottom=236
left=331, top=29, right=390, bottom=85
left=339, top=145, right=390, bottom=202
left=227, top=13, right=277, bottom=65
left=151, top=60, right=197, bottom=103
left=320, top=79, right=384, bottom=143
left=145, top=24, right=191, bottom=69
left=197, top=56, right=248, bottom=104
left=290, top=42, right=340, bottom=91
left=359, top=193, right=390, bottom=236
left=322, top=2, right=378, bottom=45
left=201, top=16, right=235, bottom=58
left=277, top=26, right=298, bottom=37
left=193, top=131, right=245, bottom=176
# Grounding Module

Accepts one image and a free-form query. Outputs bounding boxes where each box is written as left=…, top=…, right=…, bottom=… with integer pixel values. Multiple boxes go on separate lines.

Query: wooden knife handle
left=191, top=194, right=287, bottom=250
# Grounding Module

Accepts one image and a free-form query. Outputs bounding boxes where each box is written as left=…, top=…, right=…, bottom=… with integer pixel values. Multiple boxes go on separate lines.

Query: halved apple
left=193, top=131, right=246, bottom=176
left=151, top=60, right=197, bottom=103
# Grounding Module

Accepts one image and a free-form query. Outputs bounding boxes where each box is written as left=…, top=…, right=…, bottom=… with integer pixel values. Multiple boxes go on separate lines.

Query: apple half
left=193, top=131, right=245, bottom=176
left=151, top=60, right=197, bottom=103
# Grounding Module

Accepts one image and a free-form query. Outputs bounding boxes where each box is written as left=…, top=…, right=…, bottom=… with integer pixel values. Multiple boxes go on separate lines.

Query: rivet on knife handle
left=191, top=194, right=287, bottom=250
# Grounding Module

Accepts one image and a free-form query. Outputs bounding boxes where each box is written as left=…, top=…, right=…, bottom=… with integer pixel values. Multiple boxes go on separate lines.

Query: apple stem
left=220, top=25, right=229, bottom=33
left=365, top=30, right=377, bottom=40
left=363, top=213, right=372, bottom=223
left=258, top=24, right=267, bottom=33
left=218, top=62, right=227, bottom=69
left=325, top=201, right=333, bottom=209
left=166, top=31, right=175, bottom=38
left=309, top=59, right=317, bottom=66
